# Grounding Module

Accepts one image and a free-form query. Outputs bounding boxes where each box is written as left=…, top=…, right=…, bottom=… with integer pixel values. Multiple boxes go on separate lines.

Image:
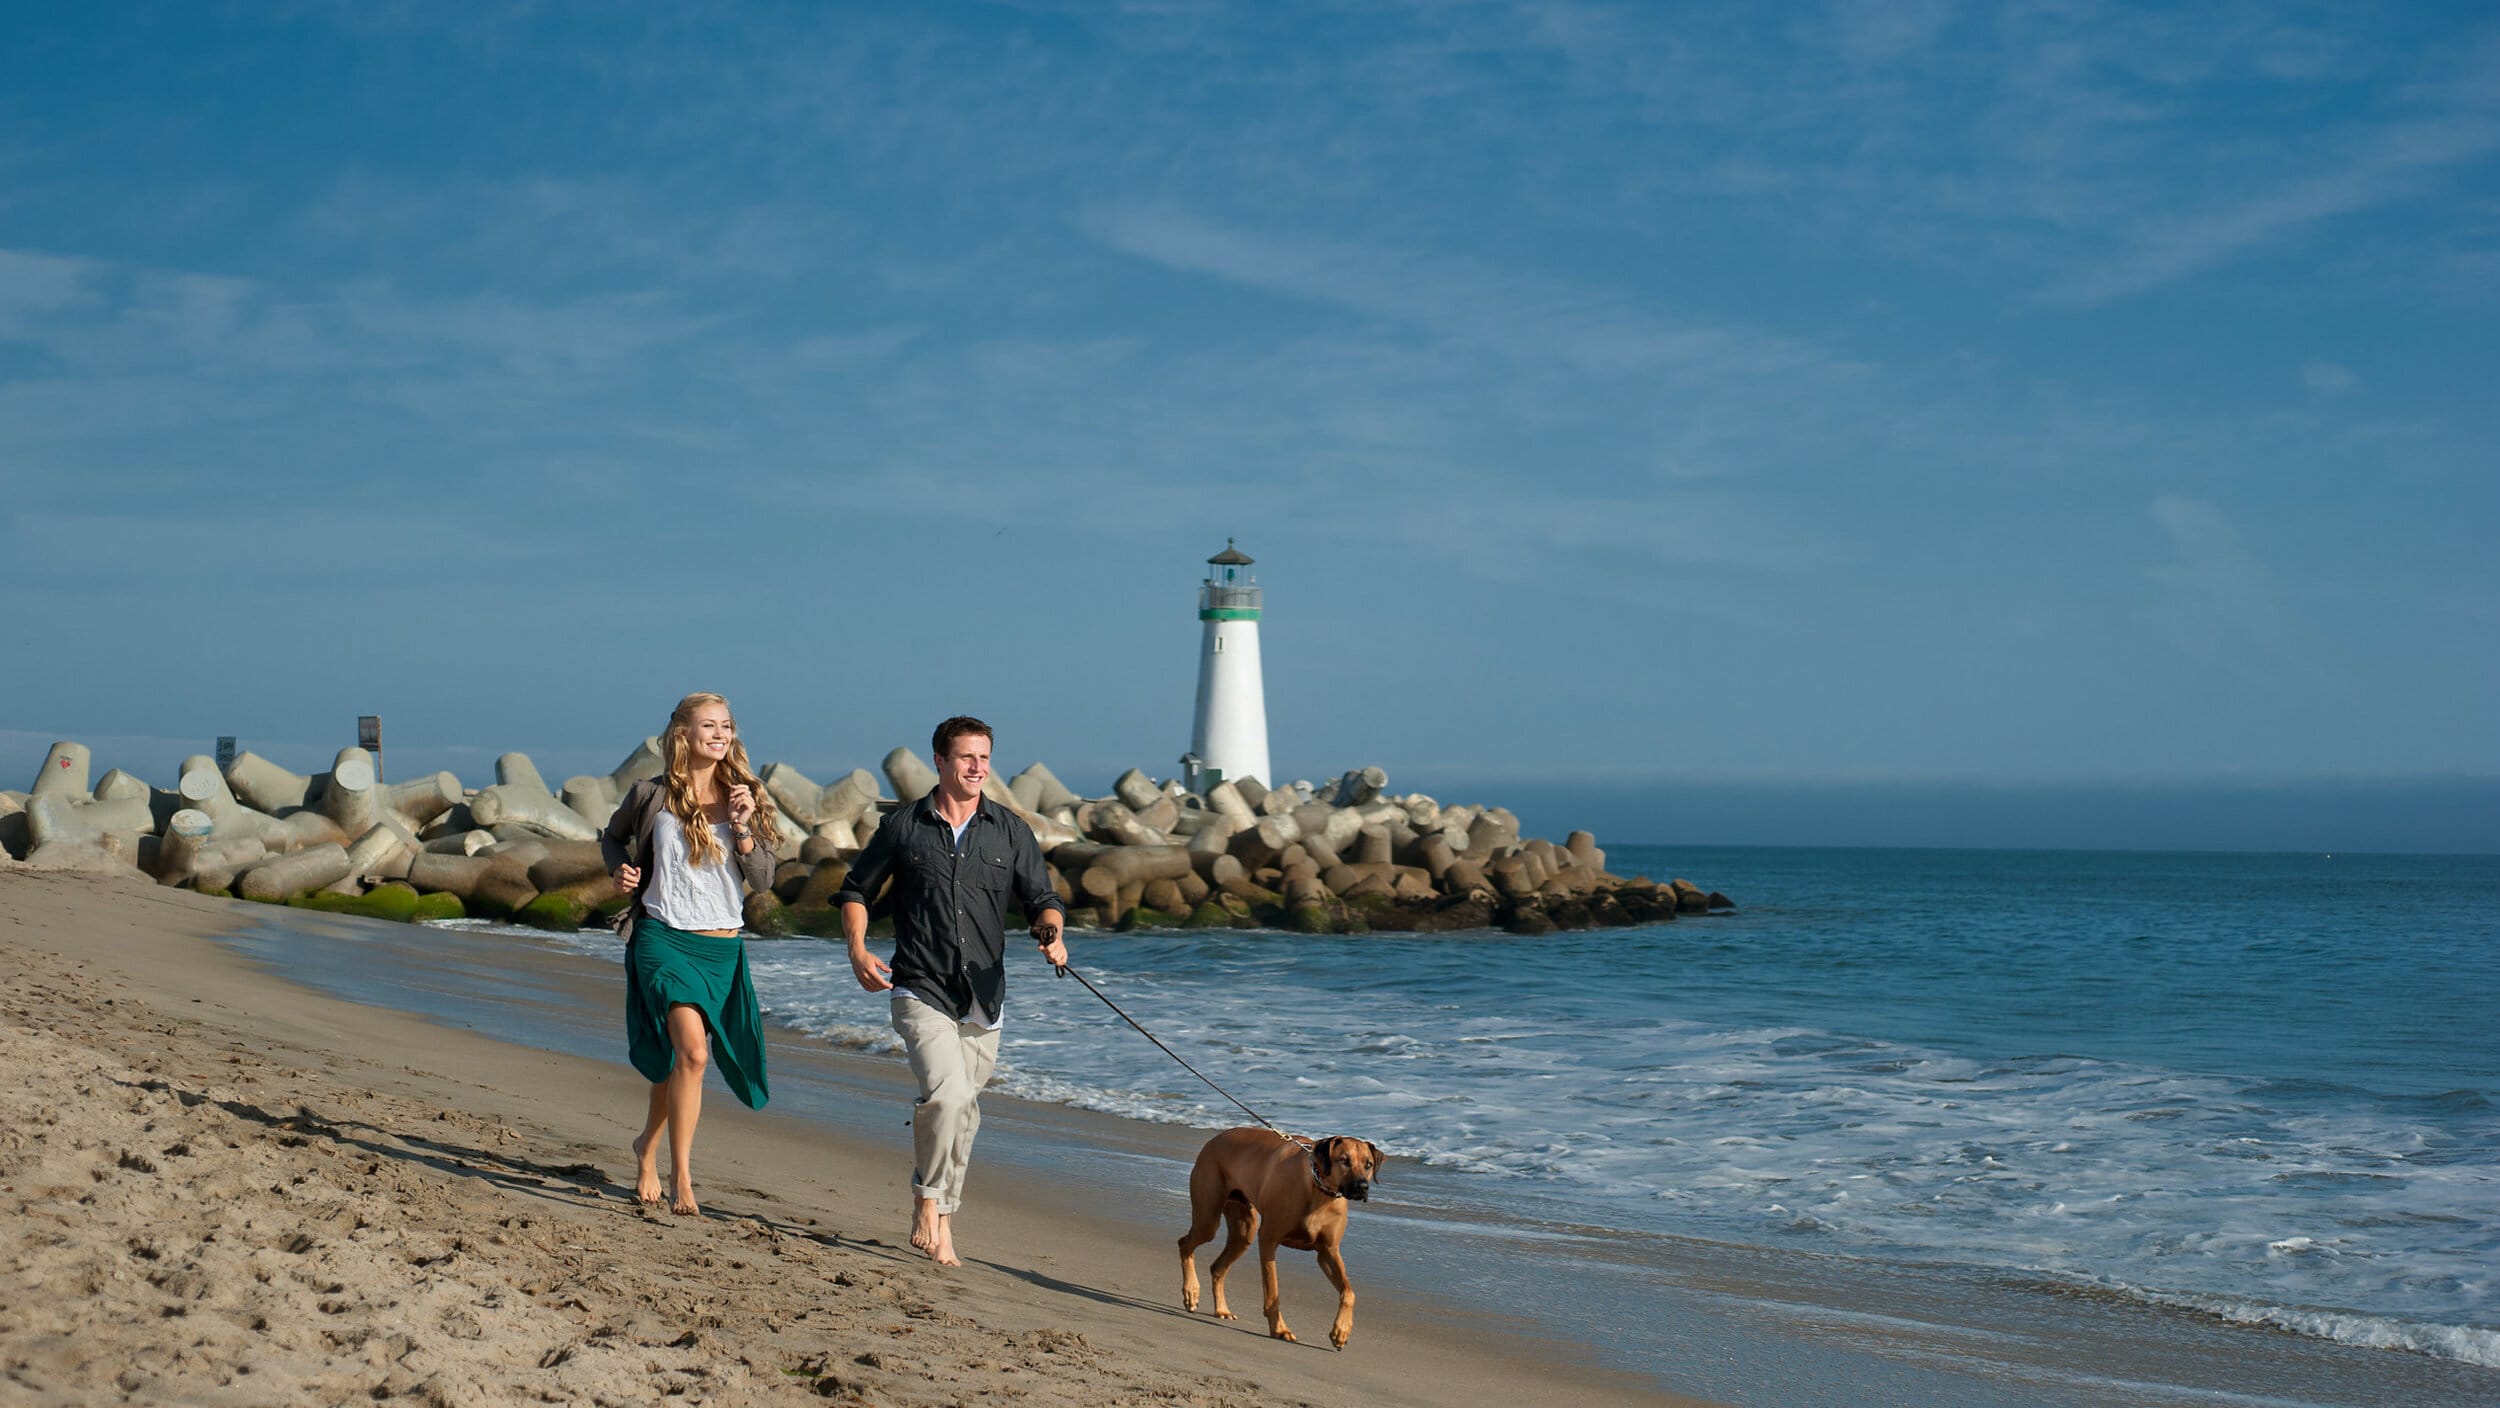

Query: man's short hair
left=933, top=715, right=993, bottom=759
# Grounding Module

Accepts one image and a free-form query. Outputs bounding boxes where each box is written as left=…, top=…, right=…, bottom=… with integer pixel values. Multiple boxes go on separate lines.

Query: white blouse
left=644, top=809, right=747, bottom=932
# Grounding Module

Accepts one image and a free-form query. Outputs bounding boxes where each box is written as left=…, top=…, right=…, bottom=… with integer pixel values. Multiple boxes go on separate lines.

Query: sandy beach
left=0, top=869, right=1691, bottom=1407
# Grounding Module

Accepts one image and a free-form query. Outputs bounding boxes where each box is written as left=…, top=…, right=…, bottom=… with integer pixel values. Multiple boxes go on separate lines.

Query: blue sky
left=3, top=2, right=2494, bottom=849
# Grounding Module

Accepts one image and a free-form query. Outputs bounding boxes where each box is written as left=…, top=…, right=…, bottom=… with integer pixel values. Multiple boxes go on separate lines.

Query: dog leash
left=1047, top=957, right=1288, bottom=1137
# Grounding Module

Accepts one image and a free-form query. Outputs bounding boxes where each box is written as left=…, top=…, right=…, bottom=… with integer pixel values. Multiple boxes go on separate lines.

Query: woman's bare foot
left=631, top=1132, right=664, bottom=1205
left=670, top=1177, right=700, bottom=1217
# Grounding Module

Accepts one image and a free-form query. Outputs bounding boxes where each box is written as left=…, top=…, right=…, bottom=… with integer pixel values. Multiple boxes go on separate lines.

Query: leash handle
left=1052, top=961, right=1286, bottom=1136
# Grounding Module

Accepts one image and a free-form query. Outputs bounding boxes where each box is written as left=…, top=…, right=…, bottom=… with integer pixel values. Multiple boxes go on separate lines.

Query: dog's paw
left=1330, top=1325, right=1351, bottom=1349
left=1182, top=1292, right=1200, bottom=1312
left=1212, top=1308, right=1235, bottom=1321
left=1272, top=1326, right=1297, bottom=1343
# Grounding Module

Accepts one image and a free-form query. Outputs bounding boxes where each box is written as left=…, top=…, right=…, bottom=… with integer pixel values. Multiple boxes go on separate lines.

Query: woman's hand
left=727, top=783, right=756, bottom=826
left=613, top=863, right=642, bottom=892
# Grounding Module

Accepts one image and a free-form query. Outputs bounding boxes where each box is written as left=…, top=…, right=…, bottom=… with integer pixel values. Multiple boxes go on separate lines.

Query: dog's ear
left=1314, top=1135, right=1344, bottom=1168
left=1366, top=1140, right=1385, bottom=1176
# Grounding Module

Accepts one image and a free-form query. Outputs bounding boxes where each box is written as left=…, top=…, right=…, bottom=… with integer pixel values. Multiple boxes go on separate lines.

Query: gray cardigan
left=598, top=777, right=778, bottom=932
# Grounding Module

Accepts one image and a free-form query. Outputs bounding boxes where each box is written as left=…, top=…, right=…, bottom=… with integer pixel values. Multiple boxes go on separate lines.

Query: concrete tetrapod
left=319, top=749, right=381, bottom=838
left=237, top=843, right=353, bottom=902
left=1224, top=815, right=1303, bottom=870
left=560, top=776, right=619, bottom=833
left=406, top=852, right=492, bottom=901
left=225, top=752, right=312, bottom=813
left=882, top=747, right=938, bottom=803
left=344, top=820, right=418, bottom=881
left=608, top=737, right=665, bottom=790
left=494, top=752, right=554, bottom=798
left=761, top=763, right=823, bottom=825
left=1112, top=768, right=1162, bottom=812
left=386, top=772, right=464, bottom=830
left=1077, top=845, right=1193, bottom=904
left=24, top=791, right=155, bottom=870
left=420, top=830, right=497, bottom=856
left=177, top=757, right=282, bottom=845
left=469, top=752, right=599, bottom=841
left=92, top=768, right=150, bottom=803
left=30, top=742, right=91, bottom=801
left=1331, top=766, right=1389, bottom=807
left=818, top=769, right=884, bottom=827
left=1085, top=801, right=1167, bottom=849
left=1205, top=781, right=1257, bottom=825
left=153, top=809, right=214, bottom=881
left=157, top=809, right=268, bottom=893
left=1186, top=812, right=1241, bottom=857
left=1009, top=762, right=1082, bottom=815
left=404, top=849, right=544, bottom=915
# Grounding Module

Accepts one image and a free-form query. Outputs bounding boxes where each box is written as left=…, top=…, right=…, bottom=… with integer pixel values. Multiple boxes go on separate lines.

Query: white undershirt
left=644, top=809, right=745, bottom=931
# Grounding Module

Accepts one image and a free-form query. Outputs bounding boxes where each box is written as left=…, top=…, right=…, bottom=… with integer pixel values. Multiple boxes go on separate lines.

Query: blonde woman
left=598, top=692, right=782, bottom=1215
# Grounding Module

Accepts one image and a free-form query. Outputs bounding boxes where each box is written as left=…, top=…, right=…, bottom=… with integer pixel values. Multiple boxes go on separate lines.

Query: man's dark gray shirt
left=836, top=794, right=1066, bottom=1024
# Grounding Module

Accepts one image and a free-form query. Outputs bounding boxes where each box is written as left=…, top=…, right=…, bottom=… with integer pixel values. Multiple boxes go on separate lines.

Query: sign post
left=357, top=715, right=383, bottom=784
left=215, top=736, right=236, bottom=771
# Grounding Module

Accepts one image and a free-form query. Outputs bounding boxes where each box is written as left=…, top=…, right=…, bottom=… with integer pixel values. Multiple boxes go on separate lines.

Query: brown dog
left=1178, top=1127, right=1384, bottom=1348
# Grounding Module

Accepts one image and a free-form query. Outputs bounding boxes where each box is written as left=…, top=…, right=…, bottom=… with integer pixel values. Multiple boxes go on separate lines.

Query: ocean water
left=523, top=844, right=2500, bottom=1372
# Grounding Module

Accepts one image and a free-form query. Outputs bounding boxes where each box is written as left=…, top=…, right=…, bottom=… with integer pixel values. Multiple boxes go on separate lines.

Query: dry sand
left=0, top=870, right=1701, bottom=1406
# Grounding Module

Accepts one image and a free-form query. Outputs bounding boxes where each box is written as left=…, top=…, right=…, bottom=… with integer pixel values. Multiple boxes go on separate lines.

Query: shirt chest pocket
left=971, top=849, right=1013, bottom=896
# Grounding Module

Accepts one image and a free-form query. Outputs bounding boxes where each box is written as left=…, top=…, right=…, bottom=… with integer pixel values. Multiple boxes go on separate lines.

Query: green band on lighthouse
left=1200, top=607, right=1261, bottom=621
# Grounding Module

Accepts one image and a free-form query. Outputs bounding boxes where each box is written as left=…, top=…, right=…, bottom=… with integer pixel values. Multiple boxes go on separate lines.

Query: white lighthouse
left=1187, top=539, right=1271, bottom=794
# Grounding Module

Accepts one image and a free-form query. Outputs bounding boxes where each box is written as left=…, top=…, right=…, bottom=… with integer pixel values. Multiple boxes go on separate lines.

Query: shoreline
left=0, top=868, right=1691, bottom=1407
left=10, top=870, right=2495, bottom=1406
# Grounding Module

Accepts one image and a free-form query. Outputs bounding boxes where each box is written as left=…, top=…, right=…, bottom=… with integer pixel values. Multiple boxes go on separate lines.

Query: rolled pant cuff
left=913, top=1182, right=960, bottom=1214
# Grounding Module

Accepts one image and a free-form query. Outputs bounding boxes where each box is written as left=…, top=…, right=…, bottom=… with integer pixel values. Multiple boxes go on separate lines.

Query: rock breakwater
left=1, top=742, right=1733, bottom=937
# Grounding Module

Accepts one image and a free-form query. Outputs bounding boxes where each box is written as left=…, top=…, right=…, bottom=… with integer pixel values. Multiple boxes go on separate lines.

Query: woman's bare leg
left=631, top=1081, right=668, bottom=1204
left=663, top=1003, right=710, bottom=1215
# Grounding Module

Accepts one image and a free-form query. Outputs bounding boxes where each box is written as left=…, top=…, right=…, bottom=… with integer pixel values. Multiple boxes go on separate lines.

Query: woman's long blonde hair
left=661, top=692, right=781, bottom=868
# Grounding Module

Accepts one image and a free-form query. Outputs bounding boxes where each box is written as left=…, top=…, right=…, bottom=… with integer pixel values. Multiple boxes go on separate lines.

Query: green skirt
left=625, top=916, right=769, bottom=1110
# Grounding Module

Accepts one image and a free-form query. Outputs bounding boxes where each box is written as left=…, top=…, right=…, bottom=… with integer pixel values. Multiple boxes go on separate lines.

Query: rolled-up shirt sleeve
left=1013, top=820, right=1066, bottom=922
left=836, top=809, right=898, bottom=911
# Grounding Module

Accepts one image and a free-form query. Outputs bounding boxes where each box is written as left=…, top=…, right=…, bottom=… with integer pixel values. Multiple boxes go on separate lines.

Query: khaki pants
left=890, top=996, right=1001, bottom=1214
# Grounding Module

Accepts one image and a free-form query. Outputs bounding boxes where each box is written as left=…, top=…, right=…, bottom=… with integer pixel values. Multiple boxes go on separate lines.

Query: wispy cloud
left=2144, top=495, right=2328, bottom=689
left=2303, top=360, right=2358, bottom=395
left=2045, top=112, right=2500, bottom=306
left=1090, top=204, right=1845, bottom=380
left=0, top=248, right=91, bottom=333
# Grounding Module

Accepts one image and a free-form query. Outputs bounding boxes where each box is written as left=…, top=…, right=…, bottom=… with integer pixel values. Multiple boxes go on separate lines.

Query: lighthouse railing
left=1199, top=583, right=1263, bottom=614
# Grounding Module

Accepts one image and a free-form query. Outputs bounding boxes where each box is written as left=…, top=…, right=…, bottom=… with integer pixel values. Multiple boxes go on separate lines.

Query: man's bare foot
left=631, top=1132, right=664, bottom=1205
left=910, top=1201, right=961, bottom=1265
